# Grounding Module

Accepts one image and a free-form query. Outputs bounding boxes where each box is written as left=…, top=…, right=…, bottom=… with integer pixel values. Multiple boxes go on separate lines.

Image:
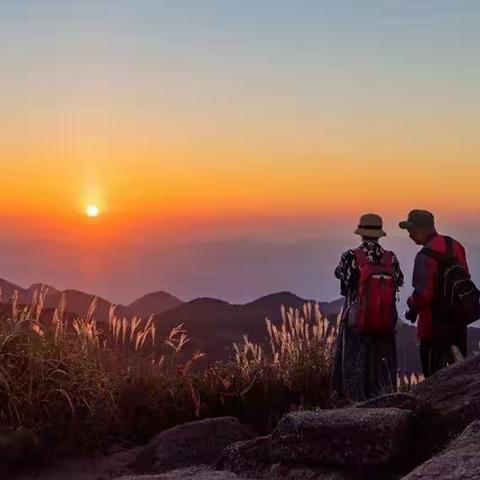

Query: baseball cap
left=399, top=210, right=435, bottom=230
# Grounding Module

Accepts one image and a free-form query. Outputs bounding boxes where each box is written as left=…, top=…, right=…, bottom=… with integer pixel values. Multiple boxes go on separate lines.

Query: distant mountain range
left=0, top=278, right=183, bottom=321
left=1, top=278, right=479, bottom=375
left=151, top=292, right=344, bottom=365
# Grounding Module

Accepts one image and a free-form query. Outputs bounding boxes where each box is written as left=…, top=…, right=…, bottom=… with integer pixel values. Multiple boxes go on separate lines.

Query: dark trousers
left=419, top=328, right=467, bottom=378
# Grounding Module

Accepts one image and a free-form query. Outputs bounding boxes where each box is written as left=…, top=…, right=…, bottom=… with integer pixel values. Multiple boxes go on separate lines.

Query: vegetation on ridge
left=0, top=286, right=421, bottom=458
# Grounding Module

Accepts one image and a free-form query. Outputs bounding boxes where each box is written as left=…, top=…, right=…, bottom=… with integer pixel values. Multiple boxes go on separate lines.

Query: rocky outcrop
left=48, top=353, right=479, bottom=480
left=402, top=420, right=480, bottom=479
left=218, top=408, right=413, bottom=479
left=270, top=408, right=412, bottom=469
left=119, top=465, right=356, bottom=480
left=219, top=437, right=354, bottom=479
left=358, top=393, right=425, bottom=412
left=119, top=355, right=480, bottom=480
left=263, top=465, right=350, bottom=479
left=410, top=354, right=480, bottom=460
left=133, top=417, right=256, bottom=474
left=118, top=466, right=247, bottom=480
left=218, top=436, right=271, bottom=477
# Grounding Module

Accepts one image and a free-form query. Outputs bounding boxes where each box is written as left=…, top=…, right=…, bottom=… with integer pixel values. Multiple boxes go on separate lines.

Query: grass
left=0, top=286, right=419, bottom=459
left=205, top=303, right=341, bottom=431
left=0, top=287, right=204, bottom=453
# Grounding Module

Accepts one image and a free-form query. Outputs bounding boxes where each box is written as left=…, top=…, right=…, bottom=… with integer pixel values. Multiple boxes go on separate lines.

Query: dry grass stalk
left=0, top=288, right=197, bottom=452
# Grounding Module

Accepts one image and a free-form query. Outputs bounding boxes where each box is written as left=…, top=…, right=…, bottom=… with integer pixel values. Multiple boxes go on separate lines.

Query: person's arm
left=391, top=254, right=404, bottom=290
left=334, top=260, right=343, bottom=280
left=407, top=253, right=436, bottom=313
left=335, top=250, right=355, bottom=297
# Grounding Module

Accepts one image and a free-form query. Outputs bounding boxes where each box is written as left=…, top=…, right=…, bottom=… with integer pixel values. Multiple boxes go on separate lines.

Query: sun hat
left=354, top=213, right=386, bottom=238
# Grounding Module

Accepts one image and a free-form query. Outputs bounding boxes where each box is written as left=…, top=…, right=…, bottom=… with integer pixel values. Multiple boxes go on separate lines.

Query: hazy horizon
left=1, top=213, right=479, bottom=306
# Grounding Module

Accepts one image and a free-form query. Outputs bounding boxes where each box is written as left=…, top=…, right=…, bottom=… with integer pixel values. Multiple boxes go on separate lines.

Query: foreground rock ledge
left=403, top=420, right=480, bottom=479
left=118, top=466, right=247, bottom=480
left=133, top=417, right=256, bottom=474
left=270, top=407, right=412, bottom=469
left=411, top=353, right=480, bottom=460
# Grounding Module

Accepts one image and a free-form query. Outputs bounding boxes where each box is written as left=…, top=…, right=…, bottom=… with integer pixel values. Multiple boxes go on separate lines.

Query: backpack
left=347, top=249, right=398, bottom=335
left=422, top=236, right=480, bottom=326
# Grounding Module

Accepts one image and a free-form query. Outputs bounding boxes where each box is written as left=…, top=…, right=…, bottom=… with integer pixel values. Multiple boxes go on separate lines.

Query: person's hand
left=404, top=309, right=418, bottom=324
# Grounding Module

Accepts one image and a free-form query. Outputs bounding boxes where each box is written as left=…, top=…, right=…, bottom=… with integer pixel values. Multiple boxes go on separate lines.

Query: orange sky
left=2, top=132, right=479, bottom=227
left=2, top=2, right=479, bottom=231
left=0, top=2, right=479, bottom=301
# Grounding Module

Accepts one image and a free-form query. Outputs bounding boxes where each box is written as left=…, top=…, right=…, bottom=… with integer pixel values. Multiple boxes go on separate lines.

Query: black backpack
left=422, top=236, right=480, bottom=326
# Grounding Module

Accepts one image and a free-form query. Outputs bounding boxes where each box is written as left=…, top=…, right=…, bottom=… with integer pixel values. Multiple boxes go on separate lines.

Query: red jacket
left=407, top=234, right=468, bottom=340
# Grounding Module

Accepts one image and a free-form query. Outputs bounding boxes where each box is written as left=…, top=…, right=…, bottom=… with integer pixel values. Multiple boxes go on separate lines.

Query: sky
left=0, top=1, right=479, bottom=303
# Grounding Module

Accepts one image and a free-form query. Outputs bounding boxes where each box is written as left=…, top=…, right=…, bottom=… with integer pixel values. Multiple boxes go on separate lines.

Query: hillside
left=128, top=291, right=183, bottom=317
left=152, top=292, right=343, bottom=363
left=153, top=294, right=480, bottom=374
left=0, top=279, right=183, bottom=322
left=2, top=278, right=478, bottom=374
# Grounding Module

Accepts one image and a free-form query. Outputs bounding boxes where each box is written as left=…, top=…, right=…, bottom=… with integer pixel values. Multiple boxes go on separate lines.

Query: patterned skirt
left=331, top=313, right=398, bottom=403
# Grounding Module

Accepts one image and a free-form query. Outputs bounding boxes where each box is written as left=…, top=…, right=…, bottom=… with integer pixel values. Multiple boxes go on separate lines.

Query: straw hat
left=354, top=213, right=386, bottom=238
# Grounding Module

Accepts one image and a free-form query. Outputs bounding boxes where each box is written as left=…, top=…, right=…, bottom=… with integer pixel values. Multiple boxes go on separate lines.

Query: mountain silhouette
left=128, top=291, right=183, bottom=317
left=152, top=292, right=343, bottom=364
left=2, top=278, right=479, bottom=374
left=152, top=293, right=480, bottom=374
left=0, top=279, right=183, bottom=322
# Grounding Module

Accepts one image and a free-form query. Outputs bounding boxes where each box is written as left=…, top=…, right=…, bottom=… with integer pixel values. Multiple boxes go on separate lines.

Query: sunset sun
left=86, top=204, right=100, bottom=218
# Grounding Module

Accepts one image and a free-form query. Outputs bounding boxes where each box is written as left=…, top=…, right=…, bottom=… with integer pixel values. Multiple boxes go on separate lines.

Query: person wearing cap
left=400, top=210, right=470, bottom=377
left=331, top=213, right=404, bottom=402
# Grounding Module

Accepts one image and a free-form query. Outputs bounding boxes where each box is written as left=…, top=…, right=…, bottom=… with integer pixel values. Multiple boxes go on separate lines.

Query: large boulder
left=118, top=466, right=247, bottom=480
left=264, top=464, right=352, bottom=479
left=219, top=430, right=400, bottom=480
left=0, top=428, right=42, bottom=472
left=270, top=408, right=412, bottom=469
left=402, top=420, right=480, bottom=479
left=218, top=436, right=272, bottom=477
left=358, top=393, right=425, bottom=412
left=411, top=354, right=480, bottom=459
left=133, top=417, right=256, bottom=474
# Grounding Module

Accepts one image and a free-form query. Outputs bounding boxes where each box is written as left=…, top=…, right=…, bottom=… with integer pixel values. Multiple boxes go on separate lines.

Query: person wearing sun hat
left=331, top=213, right=404, bottom=402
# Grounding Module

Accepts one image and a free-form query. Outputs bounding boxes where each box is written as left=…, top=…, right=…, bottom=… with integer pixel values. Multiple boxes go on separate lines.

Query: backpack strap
left=353, top=247, right=393, bottom=268
left=444, top=236, right=454, bottom=256
left=352, top=247, right=368, bottom=267
left=381, top=250, right=394, bottom=266
left=421, top=248, right=450, bottom=263
left=421, top=236, right=457, bottom=264
left=421, top=237, right=462, bottom=308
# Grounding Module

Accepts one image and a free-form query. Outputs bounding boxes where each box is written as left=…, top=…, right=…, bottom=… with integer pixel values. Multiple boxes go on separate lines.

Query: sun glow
left=86, top=204, right=100, bottom=218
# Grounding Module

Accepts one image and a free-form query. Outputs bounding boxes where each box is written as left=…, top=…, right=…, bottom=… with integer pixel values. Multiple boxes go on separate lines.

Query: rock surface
left=411, top=354, right=480, bottom=459
left=402, top=420, right=480, bottom=479
left=0, top=429, right=42, bottom=467
left=118, top=466, right=247, bottom=480
left=358, top=393, right=425, bottom=412
left=133, top=417, right=256, bottom=474
left=218, top=436, right=271, bottom=477
left=270, top=408, right=412, bottom=468
left=13, top=445, right=143, bottom=480
left=119, top=464, right=374, bottom=480
left=265, top=464, right=352, bottom=479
